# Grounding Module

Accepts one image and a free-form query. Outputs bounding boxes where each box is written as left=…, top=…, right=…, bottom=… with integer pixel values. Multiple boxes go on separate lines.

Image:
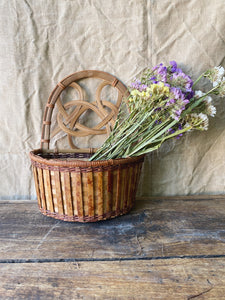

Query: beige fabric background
left=0, top=0, right=225, bottom=200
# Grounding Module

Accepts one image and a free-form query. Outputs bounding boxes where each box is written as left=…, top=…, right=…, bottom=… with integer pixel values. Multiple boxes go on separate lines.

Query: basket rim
left=30, top=149, right=145, bottom=168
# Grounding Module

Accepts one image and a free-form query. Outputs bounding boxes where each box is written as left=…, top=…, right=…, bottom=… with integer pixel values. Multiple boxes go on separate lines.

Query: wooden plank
left=1, top=197, right=225, bottom=260
left=0, top=258, right=225, bottom=299
left=136, top=194, right=225, bottom=201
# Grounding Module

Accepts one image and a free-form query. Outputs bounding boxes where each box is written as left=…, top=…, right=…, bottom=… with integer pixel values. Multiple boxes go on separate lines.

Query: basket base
left=39, top=203, right=134, bottom=223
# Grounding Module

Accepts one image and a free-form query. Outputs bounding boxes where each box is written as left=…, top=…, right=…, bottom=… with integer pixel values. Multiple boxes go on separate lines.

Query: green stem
left=184, top=86, right=218, bottom=115
left=90, top=109, right=154, bottom=161
left=192, top=72, right=205, bottom=87
left=127, top=119, right=177, bottom=157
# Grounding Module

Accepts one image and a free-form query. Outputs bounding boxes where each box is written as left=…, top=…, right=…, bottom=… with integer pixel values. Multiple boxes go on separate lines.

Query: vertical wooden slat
left=63, top=172, right=73, bottom=217
left=71, top=173, right=78, bottom=216
left=74, top=171, right=84, bottom=219
left=96, top=171, right=103, bottom=219
left=32, top=166, right=41, bottom=208
left=103, top=171, right=108, bottom=215
left=106, top=170, right=113, bottom=213
left=121, top=168, right=127, bottom=211
left=37, top=168, right=47, bottom=210
left=115, top=167, right=121, bottom=212
left=123, top=167, right=131, bottom=210
left=54, top=171, right=64, bottom=215
left=112, top=170, right=118, bottom=212
left=132, top=163, right=141, bottom=205
left=126, top=166, right=133, bottom=209
left=43, top=169, right=54, bottom=212
left=50, top=171, right=57, bottom=212
left=87, top=171, right=94, bottom=218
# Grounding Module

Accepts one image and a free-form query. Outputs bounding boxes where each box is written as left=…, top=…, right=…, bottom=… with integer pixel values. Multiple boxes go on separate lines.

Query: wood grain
left=0, top=197, right=225, bottom=260
left=1, top=196, right=225, bottom=299
left=1, top=258, right=225, bottom=299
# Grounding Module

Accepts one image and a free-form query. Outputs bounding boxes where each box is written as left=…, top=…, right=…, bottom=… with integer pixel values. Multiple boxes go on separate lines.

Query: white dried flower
left=217, top=77, right=225, bottom=97
left=188, top=113, right=209, bottom=131
left=205, top=95, right=212, bottom=103
left=184, top=123, right=192, bottom=131
left=198, top=113, right=209, bottom=130
left=205, top=66, right=225, bottom=87
left=212, top=66, right=224, bottom=86
left=195, top=90, right=205, bottom=98
left=216, top=66, right=225, bottom=76
left=207, top=104, right=216, bottom=117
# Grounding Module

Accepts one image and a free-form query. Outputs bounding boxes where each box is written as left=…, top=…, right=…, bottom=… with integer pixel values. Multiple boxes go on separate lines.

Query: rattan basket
left=30, top=70, right=145, bottom=222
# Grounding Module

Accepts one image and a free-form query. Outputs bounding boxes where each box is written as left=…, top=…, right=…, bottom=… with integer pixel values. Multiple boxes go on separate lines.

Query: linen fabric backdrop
left=1, top=0, right=225, bottom=200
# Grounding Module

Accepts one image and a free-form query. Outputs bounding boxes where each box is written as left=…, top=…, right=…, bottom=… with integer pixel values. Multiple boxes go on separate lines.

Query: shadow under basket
left=30, top=150, right=144, bottom=222
left=30, top=70, right=145, bottom=222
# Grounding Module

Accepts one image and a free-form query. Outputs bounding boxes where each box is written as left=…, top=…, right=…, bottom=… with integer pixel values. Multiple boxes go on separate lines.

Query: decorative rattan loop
left=41, top=70, right=128, bottom=150
left=46, top=103, right=55, bottom=108
left=112, top=78, right=119, bottom=87
left=57, top=82, right=66, bottom=90
left=41, top=139, right=50, bottom=143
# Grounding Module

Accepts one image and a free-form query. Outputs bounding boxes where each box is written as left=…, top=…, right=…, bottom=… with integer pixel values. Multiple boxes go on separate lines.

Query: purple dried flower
left=130, top=79, right=148, bottom=92
left=171, top=72, right=193, bottom=92
left=152, top=63, right=168, bottom=82
left=176, top=133, right=183, bottom=139
left=168, top=128, right=175, bottom=133
left=171, top=87, right=185, bottom=100
left=139, top=84, right=148, bottom=91
left=157, top=65, right=167, bottom=82
left=186, top=91, right=194, bottom=99
left=170, top=61, right=177, bottom=72
left=183, top=99, right=190, bottom=105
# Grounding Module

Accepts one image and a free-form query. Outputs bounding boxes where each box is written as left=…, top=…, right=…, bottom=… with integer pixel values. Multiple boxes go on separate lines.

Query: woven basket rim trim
left=29, top=149, right=145, bottom=168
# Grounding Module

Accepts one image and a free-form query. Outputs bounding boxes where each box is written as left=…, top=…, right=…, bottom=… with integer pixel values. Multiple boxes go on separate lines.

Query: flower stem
left=193, top=72, right=205, bottom=87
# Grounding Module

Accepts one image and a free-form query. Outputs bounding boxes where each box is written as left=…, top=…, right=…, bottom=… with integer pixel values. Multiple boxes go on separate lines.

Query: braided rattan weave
left=30, top=70, right=144, bottom=222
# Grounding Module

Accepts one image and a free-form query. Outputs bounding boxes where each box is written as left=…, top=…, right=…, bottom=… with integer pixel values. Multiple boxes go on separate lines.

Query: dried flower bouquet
left=90, top=62, right=225, bottom=161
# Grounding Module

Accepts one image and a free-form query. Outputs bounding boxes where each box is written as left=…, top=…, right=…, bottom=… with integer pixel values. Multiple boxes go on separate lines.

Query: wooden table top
left=1, top=196, right=225, bottom=299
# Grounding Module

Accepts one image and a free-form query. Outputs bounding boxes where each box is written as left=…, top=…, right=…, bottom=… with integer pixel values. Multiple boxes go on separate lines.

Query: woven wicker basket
left=30, top=70, right=144, bottom=222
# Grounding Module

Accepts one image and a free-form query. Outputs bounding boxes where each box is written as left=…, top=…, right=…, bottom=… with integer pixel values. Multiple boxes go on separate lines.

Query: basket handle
left=40, top=70, right=129, bottom=150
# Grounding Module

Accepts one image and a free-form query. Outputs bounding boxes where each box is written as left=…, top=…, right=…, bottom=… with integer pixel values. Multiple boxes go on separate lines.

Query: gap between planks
left=1, top=254, right=225, bottom=264
left=0, top=194, right=225, bottom=204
